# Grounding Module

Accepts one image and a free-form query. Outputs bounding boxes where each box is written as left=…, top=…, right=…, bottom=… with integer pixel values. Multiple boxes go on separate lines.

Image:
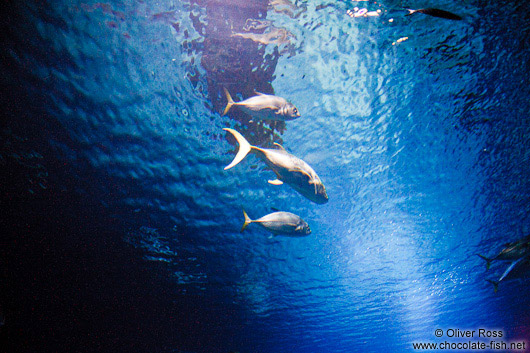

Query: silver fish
left=486, top=255, right=530, bottom=293
left=406, top=8, right=462, bottom=20
left=478, top=235, right=530, bottom=269
left=241, top=209, right=311, bottom=236
left=231, top=27, right=294, bottom=46
left=223, top=128, right=328, bottom=204
left=222, top=88, right=300, bottom=121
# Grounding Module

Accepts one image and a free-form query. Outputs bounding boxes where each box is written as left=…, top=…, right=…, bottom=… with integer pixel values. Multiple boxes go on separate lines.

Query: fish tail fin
left=486, top=279, right=499, bottom=293
left=477, top=254, right=493, bottom=270
left=241, top=209, right=252, bottom=232
left=223, top=128, right=253, bottom=170
left=222, top=88, right=235, bottom=116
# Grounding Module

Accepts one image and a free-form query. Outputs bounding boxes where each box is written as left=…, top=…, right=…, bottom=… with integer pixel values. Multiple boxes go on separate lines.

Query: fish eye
left=293, top=108, right=298, bottom=113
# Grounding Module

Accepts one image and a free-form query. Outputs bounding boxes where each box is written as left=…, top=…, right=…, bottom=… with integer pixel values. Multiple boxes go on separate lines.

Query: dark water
left=1, top=0, right=530, bottom=352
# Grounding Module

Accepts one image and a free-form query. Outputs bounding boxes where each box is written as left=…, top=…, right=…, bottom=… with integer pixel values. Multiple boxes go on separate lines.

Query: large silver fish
left=241, top=209, right=311, bottom=236
left=222, top=88, right=300, bottom=121
left=478, top=235, right=530, bottom=269
left=223, top=128, right=328, bottom=204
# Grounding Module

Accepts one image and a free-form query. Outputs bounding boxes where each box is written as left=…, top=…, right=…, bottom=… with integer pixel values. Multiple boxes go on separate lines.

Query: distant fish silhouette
left=486, top=255, right=530, bottom=293
left=406, top=8, right=462, bottom=20
left=478, top=235, right=530, bottom=269
left=231, top=27, right=294, bottom=46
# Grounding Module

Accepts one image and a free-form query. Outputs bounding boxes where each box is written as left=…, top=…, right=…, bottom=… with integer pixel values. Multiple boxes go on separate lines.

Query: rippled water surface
left=2, top=0, right=530, bottom=352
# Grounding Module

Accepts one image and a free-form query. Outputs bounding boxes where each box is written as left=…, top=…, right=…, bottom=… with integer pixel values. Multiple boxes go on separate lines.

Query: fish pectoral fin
left=273, top=142, right=286, bottom=151
left=306, top=178, right=317, bottom=194
left=292, top=168, right=313, bottom=181
left=302, top=173, right=319, bottom=195
left=268, top=179, right=284, bottom=186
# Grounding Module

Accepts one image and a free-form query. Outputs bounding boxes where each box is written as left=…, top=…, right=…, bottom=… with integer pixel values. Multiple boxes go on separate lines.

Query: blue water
left=2, top=0, right=530, bottom=352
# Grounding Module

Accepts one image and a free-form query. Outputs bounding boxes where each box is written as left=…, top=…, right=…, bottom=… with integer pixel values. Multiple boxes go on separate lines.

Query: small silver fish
left=486, top=255, right=530, bottom=293
left=478, top=235, right=530, bottom=269
left=223, top=128, right=328, bottom=204
left=231, top=27, right=294, bottom=46
left=222, top=88, right=300, bottom=121
left=241, top=209, right=311, bottom=236
left=406, top=8, right=462, bottom=20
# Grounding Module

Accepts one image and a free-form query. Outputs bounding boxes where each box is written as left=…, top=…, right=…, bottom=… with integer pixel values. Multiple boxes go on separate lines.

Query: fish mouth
left=291, top=183, right=328, bottom=204
left=287, top=113, right=301, bottom=120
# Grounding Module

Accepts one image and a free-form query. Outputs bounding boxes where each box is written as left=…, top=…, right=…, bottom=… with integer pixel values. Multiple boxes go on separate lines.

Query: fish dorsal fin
left=273, top=142, right=286, bottom=151
left=271, top=207, right=280, bottom=212
left=254, top=90, right=268, bottom=96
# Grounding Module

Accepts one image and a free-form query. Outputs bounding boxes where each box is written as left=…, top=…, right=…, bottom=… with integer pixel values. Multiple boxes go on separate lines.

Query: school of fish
left=218, top=3, right=529, bottom=291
